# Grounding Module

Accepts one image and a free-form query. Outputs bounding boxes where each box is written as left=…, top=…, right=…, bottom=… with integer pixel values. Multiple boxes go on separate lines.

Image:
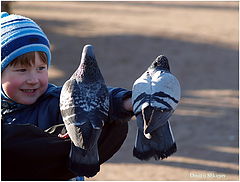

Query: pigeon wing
left=151, top=71, right=180, bottom=110
left=60, top=79, right=88, bottom=126
left=91, top=82, right=109, bottom=127
left=132, top=71, right=152, bottom=114
left=132, top=55, right=180, bottom=161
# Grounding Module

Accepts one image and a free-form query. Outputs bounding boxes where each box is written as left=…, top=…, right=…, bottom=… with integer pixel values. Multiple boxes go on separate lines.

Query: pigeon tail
left=133, top=129, right=155, bottom=160
left=154, top=143, right=177, bottom=160
left=133, top=121, right=177, bottom=161
left=133, top=140, right=177, bottom=161
left=69, top=143, right=100, bottom=178
left=67, top=120, right=102, bottom=151
left=133, top=143, right=177, bottom=161
left=80, top=122, right=102, bottom=151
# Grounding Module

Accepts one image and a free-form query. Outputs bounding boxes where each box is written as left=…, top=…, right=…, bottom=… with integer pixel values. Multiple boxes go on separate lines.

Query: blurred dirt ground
left=8, top=1, right=239, bottom=181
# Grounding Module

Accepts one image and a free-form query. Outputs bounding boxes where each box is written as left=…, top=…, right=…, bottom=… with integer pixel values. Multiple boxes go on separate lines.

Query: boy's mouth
left=20, top=89, right=37, bottom=93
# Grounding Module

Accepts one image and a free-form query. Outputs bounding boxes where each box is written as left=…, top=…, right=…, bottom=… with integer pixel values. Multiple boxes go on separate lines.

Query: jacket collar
left=1, top=83, right=61, bottom=114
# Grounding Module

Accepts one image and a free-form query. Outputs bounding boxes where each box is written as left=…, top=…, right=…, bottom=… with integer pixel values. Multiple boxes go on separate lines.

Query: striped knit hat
left=1, top=12, right=51, bottom=71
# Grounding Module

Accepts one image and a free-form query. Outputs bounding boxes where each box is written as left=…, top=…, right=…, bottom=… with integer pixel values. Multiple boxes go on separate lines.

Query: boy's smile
left=20, top=88, right=39, bottom=96
left=1, top=52, right=49, bottom=105
left=21, top=89, right=38, bottom=94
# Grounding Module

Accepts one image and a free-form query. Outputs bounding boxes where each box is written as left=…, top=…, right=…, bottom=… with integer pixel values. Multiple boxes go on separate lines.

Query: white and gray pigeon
left=132, top=55, right=181, bottom=160
left=60, top=45, right=109, bottom=177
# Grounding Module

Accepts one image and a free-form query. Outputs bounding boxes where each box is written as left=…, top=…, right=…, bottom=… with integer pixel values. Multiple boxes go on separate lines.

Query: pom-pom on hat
left=1, top=12, right=51, bottom=71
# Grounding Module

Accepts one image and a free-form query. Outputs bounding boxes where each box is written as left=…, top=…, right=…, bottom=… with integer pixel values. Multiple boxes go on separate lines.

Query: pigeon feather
left=60, top=45, right=109, bottom=177
left=132, top=55, right=180, bottom=160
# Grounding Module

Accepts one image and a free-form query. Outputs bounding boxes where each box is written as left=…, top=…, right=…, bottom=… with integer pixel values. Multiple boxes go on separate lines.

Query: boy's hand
left=123, top=97, right=133, bottom=112
left=58, top=133, right=69, bottom=139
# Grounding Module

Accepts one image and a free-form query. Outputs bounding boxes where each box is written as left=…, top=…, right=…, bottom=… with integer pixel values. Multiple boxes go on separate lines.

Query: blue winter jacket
left=1, top=84, right=133, bottom=130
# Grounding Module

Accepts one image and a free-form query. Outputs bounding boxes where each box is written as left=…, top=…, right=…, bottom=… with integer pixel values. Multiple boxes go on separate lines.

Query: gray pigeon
left=60, top=45, right=109, bottom=177
left=132, top=55, right=181, bottom=160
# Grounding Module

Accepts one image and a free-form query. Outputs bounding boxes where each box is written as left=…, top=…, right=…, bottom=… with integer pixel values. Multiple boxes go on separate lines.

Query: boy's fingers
left=58, top=133, right=69, bottom=139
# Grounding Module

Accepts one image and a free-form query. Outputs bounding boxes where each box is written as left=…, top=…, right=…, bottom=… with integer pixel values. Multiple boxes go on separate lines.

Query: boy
left=1, top=12, right=133, bottom=180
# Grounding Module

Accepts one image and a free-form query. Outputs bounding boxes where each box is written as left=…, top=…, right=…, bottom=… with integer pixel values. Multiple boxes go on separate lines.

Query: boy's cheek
left=2, top=81, right=18, bottom=98
left=42, top=73, right=49, bottom=91
left=36, top=72, right=49, bottom=96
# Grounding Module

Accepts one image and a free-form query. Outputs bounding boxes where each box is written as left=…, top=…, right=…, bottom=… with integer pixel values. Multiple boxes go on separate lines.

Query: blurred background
left=2, top=1, right=238, bottom=180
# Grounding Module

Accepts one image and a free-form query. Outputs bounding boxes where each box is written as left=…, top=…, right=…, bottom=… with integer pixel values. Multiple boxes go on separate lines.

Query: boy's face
left=1, top=52, right=48, bottom=105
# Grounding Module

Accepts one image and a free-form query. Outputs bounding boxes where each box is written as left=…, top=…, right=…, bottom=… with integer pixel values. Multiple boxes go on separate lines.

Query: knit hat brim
left=1, top=12, right=51, bottom=71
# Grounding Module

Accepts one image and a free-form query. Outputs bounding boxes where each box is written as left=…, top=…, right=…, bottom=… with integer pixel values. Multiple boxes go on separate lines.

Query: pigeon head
left=74, top=45, right=104, bottom=83
left=149, top=55, right=170, bottom=72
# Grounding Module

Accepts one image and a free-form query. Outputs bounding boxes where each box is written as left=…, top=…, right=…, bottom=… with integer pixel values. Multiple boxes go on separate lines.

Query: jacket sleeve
left=1, top=123, right=75, bottom=181
left=107, top=87, right=134, bottom=123
left=48, top=86, right=133, bottom=126
left=2, top=121, right=128, bottom=180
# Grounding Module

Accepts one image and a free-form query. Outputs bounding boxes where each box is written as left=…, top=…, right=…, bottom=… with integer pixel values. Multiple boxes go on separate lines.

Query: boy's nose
left=26, top=78, right=38, bottom=84
left=26, top=75, right=39, bottom=85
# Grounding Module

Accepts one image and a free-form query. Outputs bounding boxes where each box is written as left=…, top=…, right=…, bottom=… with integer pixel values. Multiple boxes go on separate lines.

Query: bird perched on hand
left=132, top=55, right=181, bottom=161
left=60, top=45, right=109, bottom=177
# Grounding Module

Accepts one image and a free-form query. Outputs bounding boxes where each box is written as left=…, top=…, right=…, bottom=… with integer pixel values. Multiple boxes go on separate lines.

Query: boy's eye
left=15, top=69, right=26, bottom=72
left=37, top=66, right=47, bottom=71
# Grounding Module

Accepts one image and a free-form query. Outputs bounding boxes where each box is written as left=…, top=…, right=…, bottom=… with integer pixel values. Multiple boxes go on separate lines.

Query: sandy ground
left=9, top=1, right=239, bottom=181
